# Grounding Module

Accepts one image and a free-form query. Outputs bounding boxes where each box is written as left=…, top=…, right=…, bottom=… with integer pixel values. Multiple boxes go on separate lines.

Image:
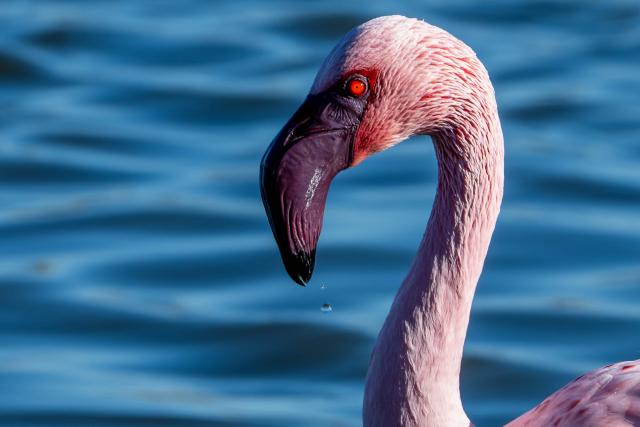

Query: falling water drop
left=320, top=283, right=331, bottom=312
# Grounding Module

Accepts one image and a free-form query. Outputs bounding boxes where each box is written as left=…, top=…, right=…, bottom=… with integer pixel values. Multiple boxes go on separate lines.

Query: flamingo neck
left=363, top=108, right=504, bottom=426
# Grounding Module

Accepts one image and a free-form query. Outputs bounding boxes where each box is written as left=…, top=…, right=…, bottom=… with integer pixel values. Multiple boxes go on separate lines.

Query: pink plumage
left=508, top=360, right=640, bottom=426
left=263, top=14, right=640, bottom=427
left=314, top=16, right=640, bottom=426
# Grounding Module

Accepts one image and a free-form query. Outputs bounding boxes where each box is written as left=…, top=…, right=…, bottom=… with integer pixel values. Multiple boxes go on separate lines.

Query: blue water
left=1, top=1, right=639, bottom=426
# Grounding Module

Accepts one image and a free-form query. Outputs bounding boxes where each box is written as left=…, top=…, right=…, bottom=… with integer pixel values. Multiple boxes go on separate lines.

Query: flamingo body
left=509, top=360, right=640, bottom=426
left=260, top=14, right=640, bottom=427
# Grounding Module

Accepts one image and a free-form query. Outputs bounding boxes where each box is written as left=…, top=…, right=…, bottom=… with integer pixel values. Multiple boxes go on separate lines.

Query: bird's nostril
left=289, top=117, right=311, bottom=141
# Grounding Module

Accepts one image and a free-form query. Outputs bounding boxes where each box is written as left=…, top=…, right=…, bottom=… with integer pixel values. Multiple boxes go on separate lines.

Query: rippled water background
left=1, top=1, right=639, bottom=426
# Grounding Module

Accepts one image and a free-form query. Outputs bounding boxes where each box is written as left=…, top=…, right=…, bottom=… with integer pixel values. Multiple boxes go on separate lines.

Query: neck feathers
left=363, top=90, right=503, bottom=427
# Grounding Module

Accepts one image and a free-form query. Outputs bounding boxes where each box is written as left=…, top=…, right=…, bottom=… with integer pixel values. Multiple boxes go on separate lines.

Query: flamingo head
left=260, top=15, right=490, bottom=285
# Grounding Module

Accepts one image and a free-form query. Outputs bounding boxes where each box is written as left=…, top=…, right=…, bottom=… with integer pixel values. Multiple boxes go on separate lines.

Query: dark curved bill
left=260, top=92, right=361, bottom=286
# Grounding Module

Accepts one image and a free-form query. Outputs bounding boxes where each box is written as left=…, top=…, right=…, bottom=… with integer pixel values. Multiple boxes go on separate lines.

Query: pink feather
left=311, top=15, right=640, bottom=426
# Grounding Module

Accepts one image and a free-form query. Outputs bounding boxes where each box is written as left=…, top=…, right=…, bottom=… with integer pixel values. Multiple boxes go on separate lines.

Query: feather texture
left=309, top=15, right=640, bottom=427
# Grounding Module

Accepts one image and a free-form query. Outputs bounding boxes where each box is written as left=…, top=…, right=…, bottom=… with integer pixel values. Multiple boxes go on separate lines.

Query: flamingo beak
left=260, top=92, right=362, bottom=286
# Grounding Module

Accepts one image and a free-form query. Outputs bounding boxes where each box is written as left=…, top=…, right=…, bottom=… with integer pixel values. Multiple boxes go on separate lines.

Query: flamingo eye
left=347, top=78, right=367, bottom=97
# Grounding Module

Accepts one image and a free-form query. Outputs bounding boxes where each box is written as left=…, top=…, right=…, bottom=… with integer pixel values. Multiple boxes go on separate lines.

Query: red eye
left=348, top=78, right=367, bottom=97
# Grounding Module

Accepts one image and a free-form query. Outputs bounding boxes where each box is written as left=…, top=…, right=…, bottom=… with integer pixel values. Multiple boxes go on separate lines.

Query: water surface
left=1, top=1, right=639, bottom=425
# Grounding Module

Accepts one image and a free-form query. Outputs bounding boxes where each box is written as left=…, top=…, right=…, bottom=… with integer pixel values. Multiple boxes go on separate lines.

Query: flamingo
left=260, top=15, right=640, bottom=427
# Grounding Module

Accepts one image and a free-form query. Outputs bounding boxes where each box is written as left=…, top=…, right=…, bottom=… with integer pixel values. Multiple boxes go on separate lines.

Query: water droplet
left=320, top=283, right=327, bottom=290
left=321, top=303, right=332, bottom=313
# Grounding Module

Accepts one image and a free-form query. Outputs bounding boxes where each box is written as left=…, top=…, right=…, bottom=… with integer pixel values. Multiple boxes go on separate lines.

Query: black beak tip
left=283, top=250, right=315, bottom=287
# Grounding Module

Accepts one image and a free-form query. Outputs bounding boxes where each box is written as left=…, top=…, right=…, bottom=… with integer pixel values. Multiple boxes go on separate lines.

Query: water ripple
left=0, top=1, right=638, bottom=426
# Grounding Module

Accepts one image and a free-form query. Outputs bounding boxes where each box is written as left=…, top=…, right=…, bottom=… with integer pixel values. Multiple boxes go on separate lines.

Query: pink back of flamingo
left=260, top=15, right=640, bottom=427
